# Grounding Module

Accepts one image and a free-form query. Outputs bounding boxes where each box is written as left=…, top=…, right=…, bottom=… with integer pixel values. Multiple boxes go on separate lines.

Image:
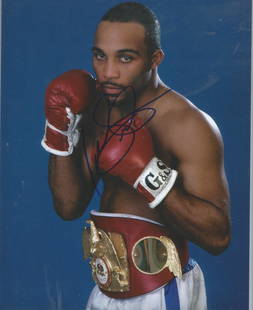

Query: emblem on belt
left=93, top=257, right=110, bottom=286
left=83, top=220, right=130, bottom=292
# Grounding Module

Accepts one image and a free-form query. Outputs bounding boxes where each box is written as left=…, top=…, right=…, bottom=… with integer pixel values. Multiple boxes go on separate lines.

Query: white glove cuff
left=41, top=138, right=73, bottom=156
left=133, top=157, right=178, bottom=209
left=41, top=108, right=82, bottom=156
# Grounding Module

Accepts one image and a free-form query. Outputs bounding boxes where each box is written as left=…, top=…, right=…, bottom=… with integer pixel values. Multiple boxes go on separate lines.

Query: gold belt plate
left=83, top=220, right=130, bottom=292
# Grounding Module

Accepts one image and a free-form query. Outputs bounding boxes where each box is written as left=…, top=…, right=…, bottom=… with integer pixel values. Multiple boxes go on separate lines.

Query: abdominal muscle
left=99, top=175, right=164, bottom=224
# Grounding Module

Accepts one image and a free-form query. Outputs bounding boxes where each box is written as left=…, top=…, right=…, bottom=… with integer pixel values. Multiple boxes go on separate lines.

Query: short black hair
left=100, top=2, right=161, bottom=55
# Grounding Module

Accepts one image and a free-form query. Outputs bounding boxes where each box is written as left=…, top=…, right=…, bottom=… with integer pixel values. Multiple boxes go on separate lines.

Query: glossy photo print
left=1, top=1, right=252, bottom=309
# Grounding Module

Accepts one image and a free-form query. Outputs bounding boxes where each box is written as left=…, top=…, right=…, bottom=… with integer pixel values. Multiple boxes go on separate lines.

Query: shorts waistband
left=90, top=210, right=164, bottom=226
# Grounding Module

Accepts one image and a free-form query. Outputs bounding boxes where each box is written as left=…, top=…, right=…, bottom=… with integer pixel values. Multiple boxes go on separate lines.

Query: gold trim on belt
left=83, top=220, right=130, bottom=292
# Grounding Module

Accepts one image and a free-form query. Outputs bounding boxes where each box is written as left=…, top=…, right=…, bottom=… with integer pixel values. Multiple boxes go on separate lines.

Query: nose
left=103, top=59, right=120, bottom=80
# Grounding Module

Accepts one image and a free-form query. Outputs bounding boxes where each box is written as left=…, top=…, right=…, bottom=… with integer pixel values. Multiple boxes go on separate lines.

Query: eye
left=93, top=51, right=106, bottom=61
left=119, top=54, right=133, bottom=63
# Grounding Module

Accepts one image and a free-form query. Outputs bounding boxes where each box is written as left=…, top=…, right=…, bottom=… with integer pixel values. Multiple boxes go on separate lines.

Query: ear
left=151, top=49, right=164, bottom=69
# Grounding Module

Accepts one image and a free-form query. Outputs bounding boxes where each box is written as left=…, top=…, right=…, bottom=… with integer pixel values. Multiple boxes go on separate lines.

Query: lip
left=102, top=86, right=123, bottom=95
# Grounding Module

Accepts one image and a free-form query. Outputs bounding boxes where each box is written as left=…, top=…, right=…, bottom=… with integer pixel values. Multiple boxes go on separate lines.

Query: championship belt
left=83, top=210, right=189, bottom=298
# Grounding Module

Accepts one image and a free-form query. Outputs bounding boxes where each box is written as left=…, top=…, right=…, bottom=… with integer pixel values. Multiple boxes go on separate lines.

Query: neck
left=135, top=70, right=167, bottom=109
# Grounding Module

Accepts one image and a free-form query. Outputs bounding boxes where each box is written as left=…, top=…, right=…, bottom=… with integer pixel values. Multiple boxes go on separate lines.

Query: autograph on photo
left=83, top=86, right=171, bottom=195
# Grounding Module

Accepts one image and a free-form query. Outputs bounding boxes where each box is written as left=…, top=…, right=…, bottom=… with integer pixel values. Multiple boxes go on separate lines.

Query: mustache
left=100, top=81, right=125, bottom=89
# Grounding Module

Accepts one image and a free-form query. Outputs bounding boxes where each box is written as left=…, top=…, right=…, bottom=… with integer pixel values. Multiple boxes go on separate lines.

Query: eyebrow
left=92, top=47, right=140, bottom=56
left=117, top=49, right=140, bottom=56
left=92, top=47, right=103, bottom=53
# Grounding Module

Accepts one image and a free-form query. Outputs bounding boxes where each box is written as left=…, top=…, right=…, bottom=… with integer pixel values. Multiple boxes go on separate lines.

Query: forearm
left=158, top=185, right=231, bottom=255
left=48, top=149, right=94, bottom=220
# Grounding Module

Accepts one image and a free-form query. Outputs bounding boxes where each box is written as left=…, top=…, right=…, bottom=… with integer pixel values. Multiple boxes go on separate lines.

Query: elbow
left=56, top=209, right=83, bottom=221
left=207, top=210, right=232, bottom=255
left=207, top=233, right=231, bottom=255
left=53, top=198, right=86, bottom=221
left=206, top=223, right=232, bottom=255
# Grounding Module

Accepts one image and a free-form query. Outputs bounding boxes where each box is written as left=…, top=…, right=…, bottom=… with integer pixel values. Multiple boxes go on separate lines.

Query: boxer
left=42, top=2, right=231, bottom=309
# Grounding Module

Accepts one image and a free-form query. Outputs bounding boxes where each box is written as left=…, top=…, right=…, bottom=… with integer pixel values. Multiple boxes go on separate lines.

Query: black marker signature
left=83, top=86, right=171, bottom=195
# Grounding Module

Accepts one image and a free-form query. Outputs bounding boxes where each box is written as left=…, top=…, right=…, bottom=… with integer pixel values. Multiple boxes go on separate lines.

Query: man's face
left=92, top=21, right=152, bottom=103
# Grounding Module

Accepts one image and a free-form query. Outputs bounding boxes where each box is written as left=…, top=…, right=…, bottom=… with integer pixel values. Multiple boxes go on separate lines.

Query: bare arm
left=156, top=109, right=231, bottom=255
left=48, top=142, right=98, bottom=220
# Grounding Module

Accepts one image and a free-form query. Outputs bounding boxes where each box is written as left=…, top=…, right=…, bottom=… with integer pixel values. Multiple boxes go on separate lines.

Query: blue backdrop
left=1, top=0, right=251, bottom=309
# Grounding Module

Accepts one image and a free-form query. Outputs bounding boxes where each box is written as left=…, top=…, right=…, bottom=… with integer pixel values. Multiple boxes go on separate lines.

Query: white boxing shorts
left=85, top=258, right=207, bottom=310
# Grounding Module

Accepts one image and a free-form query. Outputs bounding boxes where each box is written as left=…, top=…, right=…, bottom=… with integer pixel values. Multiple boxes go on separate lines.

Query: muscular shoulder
left=150, top=90, right=223, bottom=162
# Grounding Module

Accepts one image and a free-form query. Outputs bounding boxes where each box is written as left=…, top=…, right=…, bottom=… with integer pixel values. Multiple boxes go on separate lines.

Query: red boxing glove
left=97, top=117, right=178, bottom=208
left=41, top=69, right=95, bottom=156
